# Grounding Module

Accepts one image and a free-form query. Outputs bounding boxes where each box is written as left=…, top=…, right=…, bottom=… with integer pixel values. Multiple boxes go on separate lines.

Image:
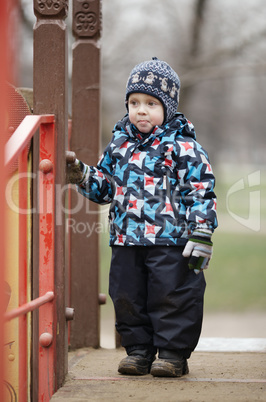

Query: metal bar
left=71, top=0, right=101, bottom=349
left=18, top=147, right=29, bottom=402
left=32, top=112, right=41, bottom=402
left=0, top=1, right=8, bottom=400
left=4, top=292, right=54, bottom=322
left=68, top=120, right=72, bottom=346
left=33, top=1, right=69, bottom=390
left=5, top=114, right=54, bottom=169
left=38, top=121, right=55, bottom=401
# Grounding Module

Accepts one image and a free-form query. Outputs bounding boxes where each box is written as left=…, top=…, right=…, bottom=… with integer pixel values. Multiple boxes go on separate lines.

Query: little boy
left=67, top=57, right=217, bottom=377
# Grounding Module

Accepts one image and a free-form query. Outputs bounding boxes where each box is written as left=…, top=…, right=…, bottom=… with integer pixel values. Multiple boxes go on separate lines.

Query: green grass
left=204, top=231, right=266, bottom=312
left=214, top=167, right=266, bottom=218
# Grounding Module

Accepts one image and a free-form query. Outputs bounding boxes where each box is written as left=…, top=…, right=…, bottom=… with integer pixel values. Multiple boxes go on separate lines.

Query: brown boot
left=150, top=349, right=189, bottom=377
left=118, top=349, right=156, bottom=376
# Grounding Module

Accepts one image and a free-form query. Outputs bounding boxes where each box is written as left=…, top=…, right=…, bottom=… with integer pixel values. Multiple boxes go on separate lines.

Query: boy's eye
left=148, top=100, right=159, bottom=106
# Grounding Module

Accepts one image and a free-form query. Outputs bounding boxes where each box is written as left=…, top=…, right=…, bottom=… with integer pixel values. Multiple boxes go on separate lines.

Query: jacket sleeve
left=176, top=137, right=218, bottom=232
left=77, top=143, right=114, bottom=205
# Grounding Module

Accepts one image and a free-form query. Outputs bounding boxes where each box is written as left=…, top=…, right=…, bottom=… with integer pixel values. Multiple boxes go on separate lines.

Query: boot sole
left=118, top=362, right=149, bottom=376
left=150, top=360, right=189, bottom=378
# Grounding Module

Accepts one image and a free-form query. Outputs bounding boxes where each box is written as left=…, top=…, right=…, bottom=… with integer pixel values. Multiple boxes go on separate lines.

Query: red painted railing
left=0, top=2, right=8, bottom=401
left=4, top=114, right=56, bottom=402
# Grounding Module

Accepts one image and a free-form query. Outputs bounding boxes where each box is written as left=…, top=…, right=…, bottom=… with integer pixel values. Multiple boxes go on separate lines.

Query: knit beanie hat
left=125, top=57, right=180, bottom=122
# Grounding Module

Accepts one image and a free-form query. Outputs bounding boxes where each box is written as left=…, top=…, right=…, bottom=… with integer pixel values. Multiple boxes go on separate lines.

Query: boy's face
left=128, top=93, right=164, bottom=133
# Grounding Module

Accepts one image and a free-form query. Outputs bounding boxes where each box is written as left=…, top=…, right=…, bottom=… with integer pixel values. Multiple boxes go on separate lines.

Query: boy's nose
left=138, top=104, right=147, bottom=114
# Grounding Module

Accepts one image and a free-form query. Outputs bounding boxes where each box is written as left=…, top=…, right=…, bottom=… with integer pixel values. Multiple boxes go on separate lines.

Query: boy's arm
left=176, top=139, right=217, bottom=273
left=177, top=140, right=217, bottom=231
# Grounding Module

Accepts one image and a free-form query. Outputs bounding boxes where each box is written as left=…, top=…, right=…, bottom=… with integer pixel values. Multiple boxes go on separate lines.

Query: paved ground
left=51, top=313, right=266, bottom=401
left=51, top=346, right=266, bottom=402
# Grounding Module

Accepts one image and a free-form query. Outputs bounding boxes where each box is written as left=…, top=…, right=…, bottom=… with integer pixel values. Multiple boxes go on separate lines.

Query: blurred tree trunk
left=179, top=0, right=208, bottom=111
left=191, top=0, right=207, bottom=58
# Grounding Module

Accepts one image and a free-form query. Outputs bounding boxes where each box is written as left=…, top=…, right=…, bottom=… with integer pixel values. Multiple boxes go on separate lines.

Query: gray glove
left=66, top=151, right=88, bottom=184
left=182, top=229, right=213, bottom=274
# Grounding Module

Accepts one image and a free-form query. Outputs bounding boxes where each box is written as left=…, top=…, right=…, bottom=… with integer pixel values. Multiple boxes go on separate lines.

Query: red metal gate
left=5, top=114, right=56, bottom=402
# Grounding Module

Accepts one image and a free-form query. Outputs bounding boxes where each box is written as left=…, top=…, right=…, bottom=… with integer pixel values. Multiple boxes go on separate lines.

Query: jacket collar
left=112, top=112, right=196, bottom=144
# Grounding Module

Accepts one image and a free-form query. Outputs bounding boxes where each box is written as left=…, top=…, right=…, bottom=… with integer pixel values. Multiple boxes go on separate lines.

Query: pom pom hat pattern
left=125, top=57, right=180, bottom=123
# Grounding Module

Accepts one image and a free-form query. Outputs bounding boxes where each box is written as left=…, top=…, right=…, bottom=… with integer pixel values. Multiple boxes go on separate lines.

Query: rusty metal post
left=33, top=0, right=69, bottom=395
left=70, top=0, right=101, bottom=348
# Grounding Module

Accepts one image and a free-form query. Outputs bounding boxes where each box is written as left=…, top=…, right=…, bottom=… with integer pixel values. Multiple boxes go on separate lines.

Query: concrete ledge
left=196, top=337, right=266, bottom=352
left=52, top=348, right=266, bottom=401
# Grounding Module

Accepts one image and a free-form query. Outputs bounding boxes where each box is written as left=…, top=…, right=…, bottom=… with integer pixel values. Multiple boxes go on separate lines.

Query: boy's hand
left=66, top=150, right=86, bottom=184
left=66, top=151, right=77, bottom=164
left=182, top=229, right=213, bottom=274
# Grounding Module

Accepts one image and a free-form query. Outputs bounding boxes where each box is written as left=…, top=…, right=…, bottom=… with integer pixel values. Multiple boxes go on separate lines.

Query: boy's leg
left=109, top=246, right=156, bottom=375
left=146, top=245, right=206, bottom=376
left=109, top=246, right=154, bottom=347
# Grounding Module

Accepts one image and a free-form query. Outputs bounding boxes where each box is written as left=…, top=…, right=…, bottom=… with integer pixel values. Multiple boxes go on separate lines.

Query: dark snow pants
left=109, top=245, right=206, bottom=359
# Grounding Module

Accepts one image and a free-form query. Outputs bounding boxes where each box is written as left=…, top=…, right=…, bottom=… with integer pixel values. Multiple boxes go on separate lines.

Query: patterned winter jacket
left=78, top=113, right=217, bottom=246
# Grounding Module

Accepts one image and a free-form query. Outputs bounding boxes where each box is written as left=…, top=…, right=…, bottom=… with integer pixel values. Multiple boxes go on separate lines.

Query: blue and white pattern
left=78, top=113, right=218, bottom=246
